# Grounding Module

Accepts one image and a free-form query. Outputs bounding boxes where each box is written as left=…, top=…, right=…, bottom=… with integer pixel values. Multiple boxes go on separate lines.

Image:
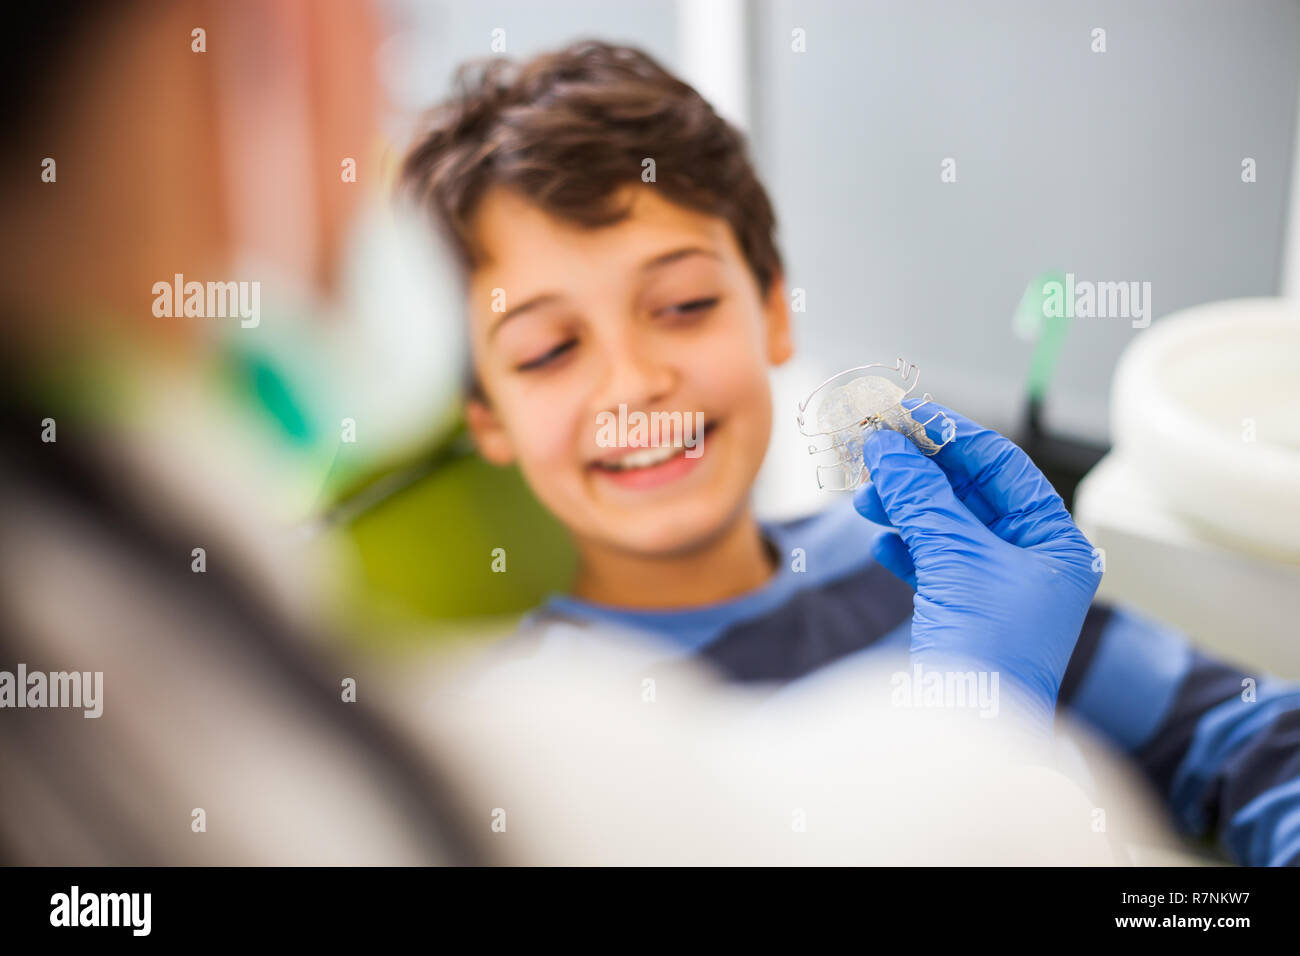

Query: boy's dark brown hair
left=399, top=39, right=783, bottom=298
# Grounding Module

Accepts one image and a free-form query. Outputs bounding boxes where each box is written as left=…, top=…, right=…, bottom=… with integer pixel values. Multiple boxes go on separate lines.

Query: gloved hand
left=853, top=403, right=1101, bottom=732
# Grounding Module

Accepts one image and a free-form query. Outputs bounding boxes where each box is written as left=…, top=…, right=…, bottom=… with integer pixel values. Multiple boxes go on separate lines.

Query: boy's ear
left=763, top=270, right=794, bottom=366
left=465, top=395, right=516, bottom=465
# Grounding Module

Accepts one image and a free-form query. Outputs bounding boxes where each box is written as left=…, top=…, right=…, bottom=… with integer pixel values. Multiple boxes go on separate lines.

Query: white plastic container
left=1076, top=297, right=1300, bottom=675
left=1108, top=297, right=1300, bottom=560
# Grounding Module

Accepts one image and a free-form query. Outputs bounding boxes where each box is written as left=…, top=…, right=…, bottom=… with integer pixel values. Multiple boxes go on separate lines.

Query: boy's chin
left=584, top=496, right=748, bottom=559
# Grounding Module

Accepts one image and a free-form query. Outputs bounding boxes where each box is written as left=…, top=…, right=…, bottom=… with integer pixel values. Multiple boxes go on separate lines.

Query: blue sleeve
left=1059, top=603, right=1300, bottom=866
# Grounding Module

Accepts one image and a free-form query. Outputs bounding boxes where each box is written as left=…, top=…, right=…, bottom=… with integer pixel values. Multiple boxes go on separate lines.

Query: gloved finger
left=851, top=480, right=892, bottom=527
left=897, top=399, right=999, bottom=527
left=869, top=530, right=917, bottom=590
left=901, top=399, right=1075, bottom=549
left=861, top=427, right=986, bottom=560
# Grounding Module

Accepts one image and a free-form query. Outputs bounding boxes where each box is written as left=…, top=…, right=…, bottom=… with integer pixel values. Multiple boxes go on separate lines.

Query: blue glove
left=853, top=403, right=1101, bottom=732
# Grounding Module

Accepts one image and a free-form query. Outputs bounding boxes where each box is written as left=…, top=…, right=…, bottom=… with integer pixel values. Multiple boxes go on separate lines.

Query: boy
left=400, top=40, right=1300, bottom=865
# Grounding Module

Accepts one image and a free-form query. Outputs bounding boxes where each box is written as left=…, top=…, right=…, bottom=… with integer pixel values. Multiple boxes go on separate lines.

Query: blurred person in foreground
left=1, top=0, right=1163, bottom=865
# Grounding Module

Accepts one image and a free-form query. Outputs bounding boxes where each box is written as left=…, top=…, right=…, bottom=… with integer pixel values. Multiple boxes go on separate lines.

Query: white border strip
left=675, top=0, right=750, bottom=132
left=1283, top=70, right=1300, bottom=300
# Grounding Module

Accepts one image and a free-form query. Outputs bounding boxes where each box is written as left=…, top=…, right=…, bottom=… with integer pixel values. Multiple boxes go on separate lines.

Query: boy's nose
left=592, top=346, right=676, bottom=416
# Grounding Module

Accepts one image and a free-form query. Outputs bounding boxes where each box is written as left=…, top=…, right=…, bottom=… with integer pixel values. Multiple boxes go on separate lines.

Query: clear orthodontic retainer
left=796, top=358, right=954, bottom=491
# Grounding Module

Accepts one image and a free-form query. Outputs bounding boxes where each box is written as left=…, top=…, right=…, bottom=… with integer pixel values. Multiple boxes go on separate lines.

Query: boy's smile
left=588, top=417, right=718, bottom=492
left=464, top=184, right=792, bottom=580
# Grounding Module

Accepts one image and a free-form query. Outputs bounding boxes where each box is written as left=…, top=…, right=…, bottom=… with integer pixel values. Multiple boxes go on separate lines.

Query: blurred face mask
left=212, top=192, right=467, bottom=522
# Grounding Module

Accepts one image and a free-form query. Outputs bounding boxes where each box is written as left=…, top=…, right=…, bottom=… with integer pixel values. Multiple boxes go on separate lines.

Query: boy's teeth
left=606, top=444, right=682, bottom=470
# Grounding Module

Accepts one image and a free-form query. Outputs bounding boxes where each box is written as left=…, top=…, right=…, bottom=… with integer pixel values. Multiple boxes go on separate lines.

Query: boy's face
left=465, top=185, right=791, bottom=559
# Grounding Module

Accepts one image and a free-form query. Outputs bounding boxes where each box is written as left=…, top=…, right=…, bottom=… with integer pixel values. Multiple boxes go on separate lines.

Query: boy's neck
left=571, top=508, right=777, bottom=610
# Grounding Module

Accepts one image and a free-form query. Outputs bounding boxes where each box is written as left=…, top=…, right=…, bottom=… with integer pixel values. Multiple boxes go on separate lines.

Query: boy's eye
left=515, top=338, right=577, bottom=372
left=656, top=296, right=719, bottom=319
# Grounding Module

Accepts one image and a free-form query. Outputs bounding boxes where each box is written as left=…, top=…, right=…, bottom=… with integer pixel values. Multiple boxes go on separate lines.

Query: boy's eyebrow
left=490, top=293, right=563, bottom=339
left=488, top=246, right=721, bottom=340
left=641, top=245, right=721, bottom=271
